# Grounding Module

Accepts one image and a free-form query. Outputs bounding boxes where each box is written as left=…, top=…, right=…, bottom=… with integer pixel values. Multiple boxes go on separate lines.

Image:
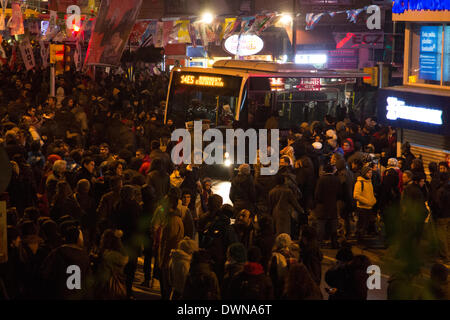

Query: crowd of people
left=0, top=65, right=449, bottom=300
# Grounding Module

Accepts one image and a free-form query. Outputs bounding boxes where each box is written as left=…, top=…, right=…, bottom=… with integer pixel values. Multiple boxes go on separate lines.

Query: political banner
left=163, top=21, right=174, bottom=47
left=85, top=0, right=143, bottom=66
left=154, top=21, right=164, bottom=48
left=130, top=20, right=152, bottom=47
left=19, top=39, right=36, bottom=71
left=140, top=20, right=157, bottom=47
left=39, top=40, right=49, bottom=69
left=8, top=2, right=24, bottom=36
left=170, top=20, right=191, bottom=44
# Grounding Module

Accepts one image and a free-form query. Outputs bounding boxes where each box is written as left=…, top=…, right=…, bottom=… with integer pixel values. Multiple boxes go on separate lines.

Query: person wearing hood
left=314, top=163, right=342, bottom=248
left=333, top=154, right=355, bottom=239
left=168, top=237, right=198, bottom=300
left=353, top=166, right=377, bottom=241
left=342, top=138, right=355, bottom=161
left=230, top=164, right=256, bottom=214
left=228, top=246, right=274, bottom=300
left=158, top=187, right=184, bottom=300
left=401, top=142, right=415, bottom=171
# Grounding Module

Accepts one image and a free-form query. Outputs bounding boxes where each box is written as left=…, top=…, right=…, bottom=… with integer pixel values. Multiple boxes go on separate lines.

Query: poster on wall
left=327, top=49, right=359, bottom=69
left=419, top=25, right=442, bottom=81
left=85, top=0, right=143, bottom=66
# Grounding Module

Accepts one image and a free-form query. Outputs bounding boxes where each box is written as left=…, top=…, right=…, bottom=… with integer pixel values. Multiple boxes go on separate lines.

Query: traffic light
left=363, top=67, right=379, bottom=87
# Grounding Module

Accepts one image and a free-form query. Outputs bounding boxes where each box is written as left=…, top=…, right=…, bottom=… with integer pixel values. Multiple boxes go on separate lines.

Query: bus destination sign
left=180, top=75, right=225, bottom=87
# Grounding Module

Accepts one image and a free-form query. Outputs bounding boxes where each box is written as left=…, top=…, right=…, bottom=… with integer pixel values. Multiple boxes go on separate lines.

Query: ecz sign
left=334, top=32, right=384, bottom=49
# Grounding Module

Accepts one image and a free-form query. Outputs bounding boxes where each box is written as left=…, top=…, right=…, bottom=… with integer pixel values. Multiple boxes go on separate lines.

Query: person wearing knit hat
left=47, top=154, right=62, bottom=165
left=222, top=242, right=248, bottom=299
left=227, top=242, right=247, bottom=264
left=353, top=164, right=376, bottom=241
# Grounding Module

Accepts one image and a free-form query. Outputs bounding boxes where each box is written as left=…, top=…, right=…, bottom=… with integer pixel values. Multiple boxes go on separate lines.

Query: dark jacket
left=182, top=262, right=221, bottom=300
left=230, top=173, right=256, bottom=213
left=159, top=208, right=184, bottom=268
left=146, top=169, right=170, bottom=204
left=335, top=159, right=355, bottom=213
left=436, top=181, right=450, bottom=219
left=269, top=184, right=304, bottom=235
left=227, top=262, right=274, bottom=300
left=41, top=244, right=92, bottom=300
left=314, top=173, right=342, bottom=220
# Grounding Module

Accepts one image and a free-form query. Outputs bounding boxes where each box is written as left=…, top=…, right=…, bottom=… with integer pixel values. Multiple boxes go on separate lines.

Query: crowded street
left=0, top=0, right=449, bottom=304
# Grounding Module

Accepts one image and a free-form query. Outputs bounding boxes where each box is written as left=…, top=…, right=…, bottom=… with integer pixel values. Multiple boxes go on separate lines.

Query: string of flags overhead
left=305, top=6, right=371, bottom=30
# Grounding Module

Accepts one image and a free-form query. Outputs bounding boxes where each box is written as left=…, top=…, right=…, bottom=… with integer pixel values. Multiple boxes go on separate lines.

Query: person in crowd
left=168, top=237, right=198, bottom=300
left=182, top=249, right=221, bottom=300
left=353, top=166, right=377, bottom=241
left=314, top=163, right=342, bottom=248
left=94, top=229, right=129, bottom=300
left=268, top=233, right=292, bottom=299
left=269, top=174, right=305, bottom=237
left=222, top=242, right=247, bottom=299
left=230, top=164, right=256, bottom=214
left=283, top=262, right=323, bottom=300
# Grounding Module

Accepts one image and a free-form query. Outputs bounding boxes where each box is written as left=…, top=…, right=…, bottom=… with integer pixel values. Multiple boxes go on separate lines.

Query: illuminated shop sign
left=295, top=54, right=327, bottom=65
left=223, top=34, right=264, bottom=56
left=386, top=97, right=443, bottom=125
left=180, top=75, right=224, bottom=87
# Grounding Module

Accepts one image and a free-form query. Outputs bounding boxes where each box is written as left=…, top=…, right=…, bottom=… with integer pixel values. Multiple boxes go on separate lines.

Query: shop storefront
left=380, top=1, right=450, bottom=168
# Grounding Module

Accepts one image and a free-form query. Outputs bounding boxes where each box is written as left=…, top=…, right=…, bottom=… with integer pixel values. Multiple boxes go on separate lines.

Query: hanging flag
left=163, top=20, right=174, bottom=46
left=85, top=0, right=143, bottom=66
left=0, top=0, right=7, bottom=31
left=154, top=21, right=164, bottom=47
left=19, top=38, right=36, bottom=71
left=188, top=22, right=197, bottom=47
left=347, top=9, right=364, bottom=24
left=305, top=13, right=325, bottom=30
left=130, top=20, right=152, bottom=46
left=170, top=20, right=191, bottom=44
left=221, top=17, right=236, bottom=40
left=193, top=21, right=208, bottom=47
left=39, top=40, right=49, bottom=69
left=240, top=16, right=255, bottom=34
left=140, top=20, right=157, bottom=47
left=8, top=2, right=24, bottom=36
left=255, top=13, right=276, bottom=35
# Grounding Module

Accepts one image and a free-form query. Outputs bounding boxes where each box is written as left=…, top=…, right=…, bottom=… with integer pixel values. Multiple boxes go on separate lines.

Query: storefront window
left=408, top=24, right=443, bottom=86
left=444, top=25, right=450, bottom=86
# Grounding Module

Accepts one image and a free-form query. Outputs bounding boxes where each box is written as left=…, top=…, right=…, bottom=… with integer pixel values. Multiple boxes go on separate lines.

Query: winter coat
left=182, top=262, right=221, bottom=300
left=325, top=262, right=368, bottom=300
left=295, top=155, right=316, bottom=210
left=254, top=174, right=277, bottom=215
left=269, top=185, right=304, bottom=235
left=97, top=190, right=121, bottom=223
left=41, top=244, right=92, bottom=300
left=149, top=149, right=173, bottom=174
left=159, top=208, right=184, bottom=269
left=178, top=203, right=195, bottom=239
left=230, top=174, right=256, bottom=213
left=335, top=159, right=355, bottom=212
left=95, top=249, right=129, bottom=300
left=168, top=249, right=192, bottom=295
left=300, top=246, right=323, bottom=286
left=228, top=262, right=274, bottom=300
left=314, top=173, right=342, bottom=220
left=146, top=169, right=170, bottom=204
left=113, top=199, right=142, bottom=255
left=435, top=182, right=450, bottom=219
left=353, top=176, right=376, bottom=210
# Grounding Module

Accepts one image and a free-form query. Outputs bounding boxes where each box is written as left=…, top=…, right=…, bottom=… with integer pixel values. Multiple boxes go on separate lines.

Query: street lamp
left=280, top=13, right=293, bottom=25
left=201, top=12, right=214, bottom=24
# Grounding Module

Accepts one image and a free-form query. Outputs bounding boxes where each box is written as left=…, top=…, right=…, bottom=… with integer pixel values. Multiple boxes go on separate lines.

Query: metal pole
left=50, top=64, right=55, bottom=96
left=291, top=0, right=297, bottom=63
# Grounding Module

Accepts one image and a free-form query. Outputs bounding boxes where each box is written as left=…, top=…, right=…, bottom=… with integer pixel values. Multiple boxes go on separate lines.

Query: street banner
left=130, top=20, right=152, bottom=46
left=85, top=0, right=143, bottom=66
left=19, top=38, right=36, bottom=71
left=49, top=10, right=57, bottom=27
left=222, top=17, right=236, bottom=40
left=170, top=20, right=191, bottom=44
left=163, top=20, right=174, bottom=47
left=0, top=0, right=7, bottom=31
left=154, top=21, right=164, bottom=48
left=8, top=2, right=24, bottom=36
left=40, top=40, right=49, bottom=69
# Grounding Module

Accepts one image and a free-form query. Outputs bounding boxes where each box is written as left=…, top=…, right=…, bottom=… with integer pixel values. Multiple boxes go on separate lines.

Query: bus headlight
left=224, top=159, right=231, bottom=167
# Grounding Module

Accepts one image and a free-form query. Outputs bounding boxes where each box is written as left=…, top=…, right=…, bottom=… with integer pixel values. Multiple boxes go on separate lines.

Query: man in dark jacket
left=269, top=174, right=305, bottom=237
left=230, top=164, right=256, bottom=214
left=333, top=156, right=355, bottom=238
left=146, top=158, right=170, bottom=205
left=149, top=139, right=173, bottom=174
left=40, top=224, right=92, bottom=299
left=314, top=164, right=342, bottom=248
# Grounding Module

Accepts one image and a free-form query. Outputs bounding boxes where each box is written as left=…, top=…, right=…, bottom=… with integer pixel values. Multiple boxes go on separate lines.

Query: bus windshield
left=166, top=71, right=243, bottom=128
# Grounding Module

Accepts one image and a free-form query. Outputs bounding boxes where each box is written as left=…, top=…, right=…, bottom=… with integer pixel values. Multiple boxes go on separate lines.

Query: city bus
left=164, top=60, right=369, bottom=130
